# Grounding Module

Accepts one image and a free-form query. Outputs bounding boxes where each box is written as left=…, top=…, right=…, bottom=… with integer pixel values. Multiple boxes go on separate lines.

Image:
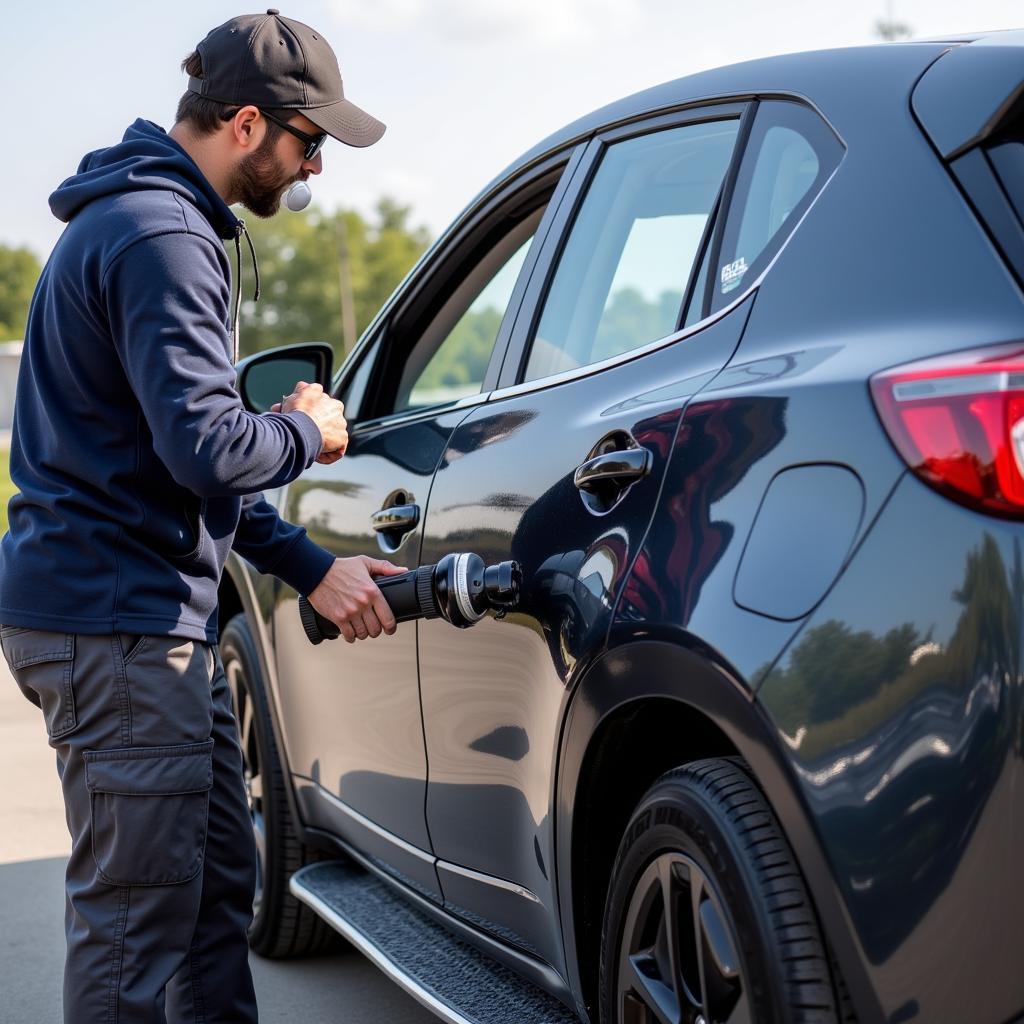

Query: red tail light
left=870, top=343, right=1024, bottom=518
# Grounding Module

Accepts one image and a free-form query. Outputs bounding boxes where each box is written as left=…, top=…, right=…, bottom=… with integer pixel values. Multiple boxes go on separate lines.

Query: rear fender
left=555, top=633, right=883, bottom=1023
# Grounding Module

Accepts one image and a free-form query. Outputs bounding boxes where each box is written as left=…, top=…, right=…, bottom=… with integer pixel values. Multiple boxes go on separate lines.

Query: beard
left=229, top=130, right=298, bottom=219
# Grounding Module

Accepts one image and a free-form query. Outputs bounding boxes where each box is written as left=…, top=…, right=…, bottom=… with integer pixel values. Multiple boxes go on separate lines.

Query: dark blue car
left=224, top=30, right=1024, bottom=1024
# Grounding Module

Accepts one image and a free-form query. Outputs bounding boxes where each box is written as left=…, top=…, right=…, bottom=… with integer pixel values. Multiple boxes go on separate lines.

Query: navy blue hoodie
left=0, top=119, right=335, bottom=641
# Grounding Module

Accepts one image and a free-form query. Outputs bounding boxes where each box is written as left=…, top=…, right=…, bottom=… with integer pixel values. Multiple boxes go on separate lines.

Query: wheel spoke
left=624, top=952, right=679, bottom=1024
left=248, top=770, right=263, bottom=801
left=699, top=888, right=745, bottom=1021
left=618, top=858, right=683, bottom=1024
left=241, top=698, right=255, bottom=762
left=658, top=856, right=686, bottom=1016
left=690, top=871, right=710, bottom=1017
left=226, top=665, right=241, bottom=719
left=723, top=990, right=753, bottom=1024
left=701, top=896, right=741, bottom=981
left=622, top=989, right=654, bottom=1024
left=251, top=804, right=266, bottom=916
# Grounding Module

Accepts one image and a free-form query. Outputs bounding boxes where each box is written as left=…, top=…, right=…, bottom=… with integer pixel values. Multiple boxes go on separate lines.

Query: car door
left=417, top=103, right=757, bottom=970
left=269, top=150, right=581, bottom=899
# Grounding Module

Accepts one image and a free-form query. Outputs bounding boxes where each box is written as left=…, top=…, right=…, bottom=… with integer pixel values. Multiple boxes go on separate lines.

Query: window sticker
left=720, top=256, right=748, bottom=294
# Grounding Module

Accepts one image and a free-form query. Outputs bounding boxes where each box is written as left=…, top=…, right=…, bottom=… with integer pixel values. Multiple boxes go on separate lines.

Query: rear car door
left=417, top=103, right=756, bottom=972
left=270, top=154, right=576, bottom=898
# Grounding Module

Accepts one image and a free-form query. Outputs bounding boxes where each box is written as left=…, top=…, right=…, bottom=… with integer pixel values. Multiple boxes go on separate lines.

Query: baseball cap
left=187, top=9, right=385, bottom=148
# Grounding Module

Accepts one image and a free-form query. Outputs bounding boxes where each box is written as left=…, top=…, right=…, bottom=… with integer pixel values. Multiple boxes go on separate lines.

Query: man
left=0, top=10, right=403, bottom=1022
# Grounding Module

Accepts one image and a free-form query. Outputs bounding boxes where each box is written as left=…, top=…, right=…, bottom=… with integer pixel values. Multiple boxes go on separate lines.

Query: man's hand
left=307, top=555, right=409, bottom=643
left=271, top=381, right=348, bottom=465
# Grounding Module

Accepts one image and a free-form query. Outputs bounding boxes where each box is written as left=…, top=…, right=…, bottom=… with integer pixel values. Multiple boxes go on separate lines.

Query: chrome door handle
left=371, top=503, right=420, bottom=534
left=573, top=448, right=652, bottom=493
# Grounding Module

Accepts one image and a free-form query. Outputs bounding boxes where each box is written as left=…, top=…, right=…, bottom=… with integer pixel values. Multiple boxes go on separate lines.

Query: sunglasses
left=258, top=108, right=328, bottom=161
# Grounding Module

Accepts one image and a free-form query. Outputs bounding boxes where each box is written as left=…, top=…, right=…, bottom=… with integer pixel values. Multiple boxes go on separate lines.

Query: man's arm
left=232, top=491, right=336, bottom=596
left=104, top=231, right=325, bottom=497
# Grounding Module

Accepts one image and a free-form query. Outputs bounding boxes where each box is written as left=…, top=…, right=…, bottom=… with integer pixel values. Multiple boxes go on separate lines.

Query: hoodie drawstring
left=232, top=220, right=261, bottom=364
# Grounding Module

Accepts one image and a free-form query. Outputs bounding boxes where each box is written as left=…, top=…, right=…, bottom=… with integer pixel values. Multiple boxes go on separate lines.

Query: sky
left=2, top=0, right=1022, bottom=262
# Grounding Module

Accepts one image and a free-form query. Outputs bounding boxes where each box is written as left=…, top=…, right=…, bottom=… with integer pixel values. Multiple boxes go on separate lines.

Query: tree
left=233, top=199, right=432, bottom=369
left=593, top=287, right=682, bottom=363
left=874, top=19, right=911, bottom=40
left=874, top=2, right=912, bottom=41
left=0, top=244, right=42, bottom=342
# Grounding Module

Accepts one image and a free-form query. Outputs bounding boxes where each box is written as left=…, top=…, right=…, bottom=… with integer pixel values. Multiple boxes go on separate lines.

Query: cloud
left=326, top=0, right=420, bottom=33
left=325, top=0, right=641, bottom=45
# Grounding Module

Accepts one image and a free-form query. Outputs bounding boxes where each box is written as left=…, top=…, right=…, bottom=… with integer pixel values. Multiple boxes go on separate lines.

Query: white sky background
left=1, top=0, right=1021, bottom=261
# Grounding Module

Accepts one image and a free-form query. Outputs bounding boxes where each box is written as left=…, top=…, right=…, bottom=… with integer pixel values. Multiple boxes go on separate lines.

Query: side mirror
left=236, top=343, right=334, bottom=413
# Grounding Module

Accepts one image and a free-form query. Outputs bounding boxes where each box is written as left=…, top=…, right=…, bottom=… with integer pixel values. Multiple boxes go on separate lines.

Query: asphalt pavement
left=0, top=657, right=437, bottom=1024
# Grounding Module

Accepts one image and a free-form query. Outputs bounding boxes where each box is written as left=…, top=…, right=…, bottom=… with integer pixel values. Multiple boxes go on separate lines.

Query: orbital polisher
left=298, top=553, right=522, bottom=644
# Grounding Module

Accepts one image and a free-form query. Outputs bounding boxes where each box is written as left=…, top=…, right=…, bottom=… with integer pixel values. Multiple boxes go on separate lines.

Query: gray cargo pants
left=0, top=626, right=259, bottom=1023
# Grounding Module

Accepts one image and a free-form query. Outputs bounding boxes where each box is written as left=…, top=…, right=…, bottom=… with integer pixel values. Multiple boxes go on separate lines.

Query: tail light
left=870, top=343, right=1024, bottom=518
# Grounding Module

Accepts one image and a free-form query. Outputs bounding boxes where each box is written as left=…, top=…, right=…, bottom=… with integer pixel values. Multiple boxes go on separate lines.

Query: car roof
left=519, top=43, right=941, bottom=158
left=912, top=29, right=1024, bottom=158
left=456, top=32, right=1021, bottom=228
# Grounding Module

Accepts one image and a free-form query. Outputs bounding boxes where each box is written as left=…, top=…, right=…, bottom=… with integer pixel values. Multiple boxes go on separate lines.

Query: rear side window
left=913, top=45, right=1024, bottom=288
left=952, top=108, right=1024, bottom=286
left=523, top=118, right=740, bottom=383
left=710, top=101, right=843, bottom=313
left=987, top=137, right=1024, bottom=222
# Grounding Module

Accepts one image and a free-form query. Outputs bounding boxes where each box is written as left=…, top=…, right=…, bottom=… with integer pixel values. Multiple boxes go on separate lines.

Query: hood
left=49, top=118, right=240, bottom=240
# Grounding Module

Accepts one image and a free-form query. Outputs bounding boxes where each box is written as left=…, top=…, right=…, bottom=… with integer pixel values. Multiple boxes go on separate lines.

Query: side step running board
left=290, top=860, right=579, bottom=1024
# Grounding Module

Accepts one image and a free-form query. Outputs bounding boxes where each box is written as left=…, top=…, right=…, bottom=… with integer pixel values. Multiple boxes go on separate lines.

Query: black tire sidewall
left=220, top=614, right=284, bottom=952
left=599, top=771, right=788, bottom=1024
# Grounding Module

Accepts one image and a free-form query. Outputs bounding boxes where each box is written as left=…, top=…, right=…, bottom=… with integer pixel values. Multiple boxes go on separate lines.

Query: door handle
left=573, top=448, right=652, bottom=494
left=371, top=503, right=420, bottom=535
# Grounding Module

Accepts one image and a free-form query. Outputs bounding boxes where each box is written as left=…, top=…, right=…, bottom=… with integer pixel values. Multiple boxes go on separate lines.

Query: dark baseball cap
left=187, top=9, right=385, bottom=148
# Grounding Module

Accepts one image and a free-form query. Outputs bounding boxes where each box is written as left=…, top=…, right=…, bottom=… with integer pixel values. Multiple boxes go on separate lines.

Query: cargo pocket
left=0, top=627, right=76, bottom=739
left=84, top=738, right=215, bottom=886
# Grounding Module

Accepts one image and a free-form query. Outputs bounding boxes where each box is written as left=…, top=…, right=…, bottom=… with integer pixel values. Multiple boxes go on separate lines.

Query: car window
left=954, top=108, right=1024, bottom=285
left=682, top=230, right=714, bottom=329
left=710, top=101, right=843, bottom=314
left=393, top=211, right=542, bottom=414
left=522, top=118, right=740, bottom=383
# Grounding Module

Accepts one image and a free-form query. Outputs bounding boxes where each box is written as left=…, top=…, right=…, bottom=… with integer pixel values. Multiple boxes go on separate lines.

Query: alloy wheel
left=616, top=852, right=750, bottom=1024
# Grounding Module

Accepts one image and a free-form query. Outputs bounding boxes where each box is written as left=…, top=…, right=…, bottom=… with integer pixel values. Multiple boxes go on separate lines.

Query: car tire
left=599, top=757, right=838, bottom=1024
left=220, top=613, right=343, bottom=958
